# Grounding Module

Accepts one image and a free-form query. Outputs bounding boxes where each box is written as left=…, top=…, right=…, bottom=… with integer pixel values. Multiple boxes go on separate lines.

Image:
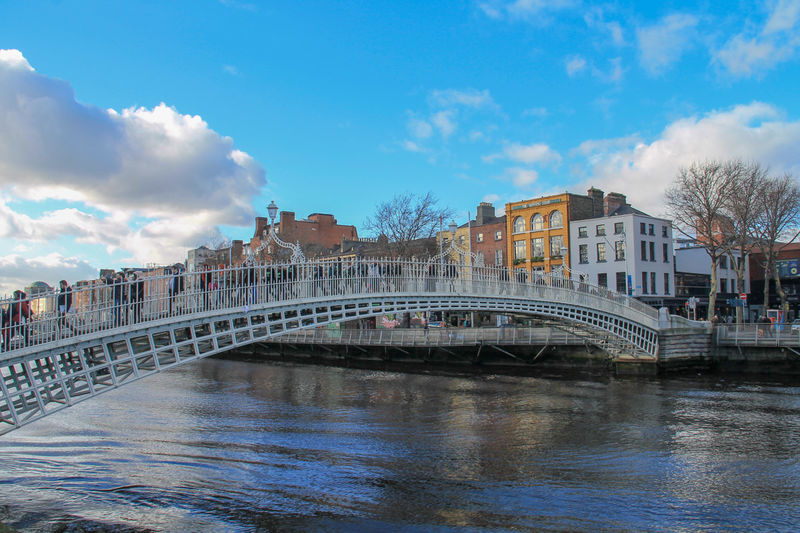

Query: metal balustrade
left=0, top=258, right=669, bottom=435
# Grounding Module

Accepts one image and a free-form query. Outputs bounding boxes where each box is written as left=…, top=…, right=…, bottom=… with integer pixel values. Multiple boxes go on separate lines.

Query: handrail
left=0, top=257, right=661, bottom=358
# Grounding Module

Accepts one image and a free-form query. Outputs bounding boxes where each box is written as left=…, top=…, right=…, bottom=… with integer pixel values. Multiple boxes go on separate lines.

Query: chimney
left=587, top=187, right=604, bottom=217
left=604, top=192, right=627, bottom=215
left=475, top=202, right=495, bottom=226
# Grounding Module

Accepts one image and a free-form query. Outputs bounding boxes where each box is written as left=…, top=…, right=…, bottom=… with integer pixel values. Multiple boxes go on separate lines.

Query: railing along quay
left=269, top=326, right=588, bottom=347
left=714, top=324, right=800, bottom=347
left=0, top=258, right=660, bottom=358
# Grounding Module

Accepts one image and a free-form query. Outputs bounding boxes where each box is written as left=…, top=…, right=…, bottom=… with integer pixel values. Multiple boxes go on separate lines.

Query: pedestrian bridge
left=0, top=258, right=694, bottom=435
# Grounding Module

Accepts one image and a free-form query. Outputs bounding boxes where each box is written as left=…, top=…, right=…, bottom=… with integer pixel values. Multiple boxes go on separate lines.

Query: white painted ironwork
left=249, top=200, right=305, bottom=263
left=0, top=257, right=677, bottom=435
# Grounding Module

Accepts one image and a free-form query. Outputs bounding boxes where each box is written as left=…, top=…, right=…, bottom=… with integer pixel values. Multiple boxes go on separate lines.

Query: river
left=0, top=357, right=799, bottom=532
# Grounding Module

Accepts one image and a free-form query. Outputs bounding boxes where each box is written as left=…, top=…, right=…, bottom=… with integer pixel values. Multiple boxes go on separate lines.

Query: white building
left=569, top=196, right=675, bottom=305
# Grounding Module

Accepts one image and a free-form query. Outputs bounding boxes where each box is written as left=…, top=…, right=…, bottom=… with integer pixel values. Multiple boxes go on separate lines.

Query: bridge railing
left=0, top=258, right=658, bottom=357
left=270, top=326, right=587, bottom=347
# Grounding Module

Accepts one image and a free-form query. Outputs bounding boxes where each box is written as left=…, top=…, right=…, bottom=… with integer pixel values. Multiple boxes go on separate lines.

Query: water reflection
left=1, top=358, right=799, bottom=531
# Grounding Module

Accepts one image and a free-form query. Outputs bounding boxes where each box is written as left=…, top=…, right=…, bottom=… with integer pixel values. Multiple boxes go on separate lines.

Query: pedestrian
left=4, top=290, right=32, bottom=348
left=57, top=279, right=73, bottom=337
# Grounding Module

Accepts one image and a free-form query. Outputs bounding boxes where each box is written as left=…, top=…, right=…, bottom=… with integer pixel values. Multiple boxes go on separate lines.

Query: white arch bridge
left=0, top=258, right=700, bottom=435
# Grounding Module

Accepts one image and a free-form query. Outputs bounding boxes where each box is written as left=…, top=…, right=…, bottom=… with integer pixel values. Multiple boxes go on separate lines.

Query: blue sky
left=1, top=0, right=800, bottom=293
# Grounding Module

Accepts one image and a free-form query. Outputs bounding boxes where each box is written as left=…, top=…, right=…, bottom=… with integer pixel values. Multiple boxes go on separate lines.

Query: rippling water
left=1, top=358, right=799, bottom=532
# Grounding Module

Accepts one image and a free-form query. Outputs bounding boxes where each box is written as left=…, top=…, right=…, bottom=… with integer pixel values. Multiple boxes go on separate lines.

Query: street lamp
left=250, top=200, right=305, bottom=264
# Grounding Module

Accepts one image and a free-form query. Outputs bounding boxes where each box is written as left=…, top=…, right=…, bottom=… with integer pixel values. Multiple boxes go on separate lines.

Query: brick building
left=247, top=211, right=358, bottom=262
left=505, top=189, right=604, bottom=275
left=470, top=202, right=507, bottom=268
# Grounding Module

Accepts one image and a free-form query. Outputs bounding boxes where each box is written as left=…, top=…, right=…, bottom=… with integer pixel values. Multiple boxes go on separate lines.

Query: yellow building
left=505, top=190, right=602, bottom=275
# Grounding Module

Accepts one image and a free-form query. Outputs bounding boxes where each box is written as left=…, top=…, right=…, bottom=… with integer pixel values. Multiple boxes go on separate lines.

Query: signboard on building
left=777, top=259, right=800, bottom=278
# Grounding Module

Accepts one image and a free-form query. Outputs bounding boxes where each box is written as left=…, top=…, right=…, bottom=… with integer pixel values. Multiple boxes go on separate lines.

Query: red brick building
left=248, top=211, right=358, bottom=261
left=469, top=202, right=507, bottom=268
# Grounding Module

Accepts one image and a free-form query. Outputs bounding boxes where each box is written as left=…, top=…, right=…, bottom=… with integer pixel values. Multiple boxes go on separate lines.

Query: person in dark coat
left=57, top=280, right=73, bottom=337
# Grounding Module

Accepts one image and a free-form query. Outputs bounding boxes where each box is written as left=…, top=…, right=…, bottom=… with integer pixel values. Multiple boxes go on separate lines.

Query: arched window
left=531, top=213, right=544, bottom=231
left=549, top=210, right=563, bottom=229
left=513, top=216, right=525, bottom=233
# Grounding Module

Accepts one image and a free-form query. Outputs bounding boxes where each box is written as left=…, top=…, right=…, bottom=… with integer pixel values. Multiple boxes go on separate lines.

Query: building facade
left=470, top=202, right=507, bottom=268
left=506, top=189, right=603, bottom=276
left=568, top=193, right=675, bottom=306
left=675, top=245, right=749, bottom=319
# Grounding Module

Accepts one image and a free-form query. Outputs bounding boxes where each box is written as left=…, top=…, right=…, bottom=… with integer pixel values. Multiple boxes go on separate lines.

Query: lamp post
left=250, top=200, right=305, bottom=264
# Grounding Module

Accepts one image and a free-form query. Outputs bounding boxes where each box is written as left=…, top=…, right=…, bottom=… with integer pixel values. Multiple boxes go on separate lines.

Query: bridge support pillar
left=657, top=327, right=713, bottom=372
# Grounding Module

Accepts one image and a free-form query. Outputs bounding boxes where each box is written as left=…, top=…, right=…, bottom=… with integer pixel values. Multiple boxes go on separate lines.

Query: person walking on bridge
left=57, top=280, right=73, bottom=338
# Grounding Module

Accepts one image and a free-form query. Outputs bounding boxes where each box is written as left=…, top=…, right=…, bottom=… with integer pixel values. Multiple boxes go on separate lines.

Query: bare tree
left=665, top=161, right=737, bottom=320
left=754, top=173, right=800, bottom=315
left=723, top=161, right=767, bottom=323
left=364, top=192, right=454, bottom=257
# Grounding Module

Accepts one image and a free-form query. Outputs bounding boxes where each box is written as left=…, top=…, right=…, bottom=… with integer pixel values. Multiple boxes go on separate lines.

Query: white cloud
left=431, top=110, right=457, bottom=137
left=507, top=167, right=538, bottom=188
left=0, top=253, right=99, bottom=296
left=0, top=49, right=266, bottom=280
left=480, top=0, right=578, bottom=20
left=430, top=88, right=498, bottom=110
left=223, top=64, right=239, bottom=75
left=574, top=102, right=800, bottom=216
left=714, top=0, right=800, bottom=77
left=407, top=116, right=433, bottom=139
left=566, top=55, right=587, bottom=77
left=0, top=50, right=266, bottom=227
left=636, top=14, right=699, bottom=75
left=764, top=0, right=800, bottom=34
left=484, top=142, right=561, bottom=165
left=522, top=107, right=548, bottom=117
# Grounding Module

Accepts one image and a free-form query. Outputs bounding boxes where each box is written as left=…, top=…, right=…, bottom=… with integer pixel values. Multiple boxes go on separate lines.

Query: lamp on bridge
left=249, top=200, right=305, bottom=264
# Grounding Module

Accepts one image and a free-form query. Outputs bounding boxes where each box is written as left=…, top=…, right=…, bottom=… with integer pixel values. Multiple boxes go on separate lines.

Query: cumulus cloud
left=0, top=253, right=99, bottom=296
left=0, top=49, right=266, bottom=227
left=0, top=49, right=266, bottom=284
left=636, top=14, right=699, bottom=75
left=431, top=110, right=457, bottom=137
left=574, top=102, right=800, bottom=217
left=507, top=167, right=538, bottom=188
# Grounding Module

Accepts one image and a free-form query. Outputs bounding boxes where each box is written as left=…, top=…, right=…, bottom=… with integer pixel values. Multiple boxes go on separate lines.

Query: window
left=513, top=216, right=525, bottom=233
left=578, top=226, right=588, bottom=238
left=477, top=233, right=483, bottom=243
left=495, top=249, right=503, bottom=265
left=597, top=242, right=607, bottom=262
left=476, top=251, right=484, bottom=264
left=649, top=241, right=655, bottom=262
left=495, top=230, right=502, bottom=241
left=616, top=272, right=627, bottom=293
left=719, top=256, right=728, bottom=269
left=648, top=224, right=654, bottom=236
left=598, top=272, right=608, bottom=288
left=650, top=272, right=656, bottom=294
left=663, top=242, right=669, bottom=263
left=640, top=222, right=646, bottom=235
left=641, top=272, right=648, bottom=294
left=531, top=237, right=545, bottom=259
left=664, top=273, right=670, bottom=294
left=531, top=213, right=544, bottom=231
left=731, top=278, right=736, bottom=293
left=549, top=210, right=563, bottom=229
left=550, top=235, right=564, bottom=257
left=720, top=278, right=728, bottom=293
left=662, top=225, right=668, bottom=237
left=614, top=222, right=624, bottom=235
left=458, top=235, right=465, bottom=246
left=615, top=241, right=625, bottom=261
left=641, top=241, right=647, bottom=260
left=596, top=224, right=606, bottom=236
left=513, top=240, right=526, bottom=260
left=579, top=244, right=589, bottom=264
